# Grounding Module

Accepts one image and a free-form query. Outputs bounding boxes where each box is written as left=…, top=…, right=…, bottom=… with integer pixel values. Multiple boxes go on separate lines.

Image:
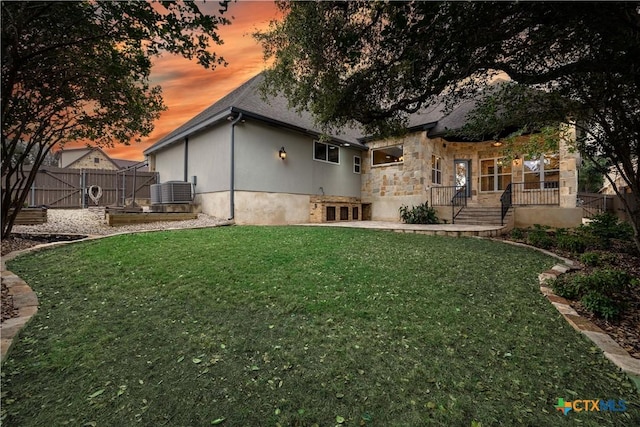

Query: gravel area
left=11, top=208, right=229, bottom=237
left=2, top=209, right=230, bottom=257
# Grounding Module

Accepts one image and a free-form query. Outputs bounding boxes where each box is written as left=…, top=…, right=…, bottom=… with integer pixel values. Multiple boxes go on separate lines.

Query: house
left=59, top=147, right=121, bottom=170
left=58, top=147, right=148, bottom=171
left=144, top=73, right=582, bottom=228
left=144, top=74, right=367, bottom=224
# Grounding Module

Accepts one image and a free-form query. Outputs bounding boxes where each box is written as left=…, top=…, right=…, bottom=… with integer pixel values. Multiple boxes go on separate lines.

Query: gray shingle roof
left=144, top=73, right=368, bottom=155
left=145, top=73, right=502, bottom=156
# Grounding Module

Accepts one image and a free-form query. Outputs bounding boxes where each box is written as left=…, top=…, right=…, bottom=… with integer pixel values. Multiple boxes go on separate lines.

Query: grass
left=2, top=226, right=639, bottom=426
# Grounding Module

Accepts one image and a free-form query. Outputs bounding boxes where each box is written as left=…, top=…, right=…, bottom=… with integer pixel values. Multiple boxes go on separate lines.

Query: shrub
left=399, top=202, right=439, bottom=224
left=552, top=268, right=636, bottom=320
left=584, top=213, right=633, bottom=248
left=510, top=228, right=525, bottom=240
left=581, top=291, right=620, bottom=321
left=551, top=275, right=585, bottom=300
left=527, top=225, right=553, bottom=249
left=556, top=233, right=588, bottom=253
left=580, top=252, right=601, bottom=267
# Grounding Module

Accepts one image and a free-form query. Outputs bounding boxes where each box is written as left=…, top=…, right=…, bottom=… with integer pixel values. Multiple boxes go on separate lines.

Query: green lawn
left=2, top=226, right=638, bottom=426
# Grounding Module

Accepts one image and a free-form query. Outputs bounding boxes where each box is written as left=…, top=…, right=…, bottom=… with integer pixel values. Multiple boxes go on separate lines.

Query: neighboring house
left=58, top=147, right=147, bottom=171
left=59, top=148, right=121, bottom=170
left=145, top=73, right=582, bottom=228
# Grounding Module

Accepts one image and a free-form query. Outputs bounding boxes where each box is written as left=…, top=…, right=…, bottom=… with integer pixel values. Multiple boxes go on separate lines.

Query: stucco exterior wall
left=235, top=121, right=361, bottom=197
left=187, top=124, right=230, bottom=193
left=153, top=141, right=186, bottom=182
left=514, top=206, right=582, bottom=228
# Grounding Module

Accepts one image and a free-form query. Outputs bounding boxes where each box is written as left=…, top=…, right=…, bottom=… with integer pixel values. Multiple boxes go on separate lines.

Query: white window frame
left=372, top=145, right=403, bottom=167
left=523, top=153, right=560, bottom=189
left=353, top=155, right=361, bottom=174
left=313, top=140, right=340, bottom=164
left=480, top=157, right=512, bottom=192
left=431, top=155, right=442, bottom=185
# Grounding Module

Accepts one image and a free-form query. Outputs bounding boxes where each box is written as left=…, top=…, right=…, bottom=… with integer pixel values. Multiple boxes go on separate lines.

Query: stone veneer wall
left=310, top=196, right=362, bottom=223
left=362, top=128, right=580, bottom=222
left=67, top=151, right=119, bottom=170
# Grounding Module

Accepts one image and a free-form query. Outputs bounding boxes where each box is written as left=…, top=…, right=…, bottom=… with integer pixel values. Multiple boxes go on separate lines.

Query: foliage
left=586, top=213, right=634, bottom=244
left=526, top=225, right=553, bottom=250
left=552, top=269, right=636, bottom=320
left=556, top=233, right=588, bottom=254
left=256, top=2, right=640, bottom=251
left=578, top=158, right=607, bottom=194
left=1, top=1, right=230, bottom=238
left=3, top=227, right=639, bottom=425
left=510, top=228, right=525, bottom=240
left=580, top=252, right=602, bottom=267
left=398, top=202, right=439, bottom=224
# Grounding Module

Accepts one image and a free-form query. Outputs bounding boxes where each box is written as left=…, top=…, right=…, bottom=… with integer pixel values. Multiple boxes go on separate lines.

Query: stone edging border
left=493, top=238, right=640, bottom=383
left=2, top=230, right=640, bottom=385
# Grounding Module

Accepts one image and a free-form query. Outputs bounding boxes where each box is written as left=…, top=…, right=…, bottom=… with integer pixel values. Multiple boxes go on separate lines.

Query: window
left=480, top=158, right=512, bottom=192
left=353, top=156, right=361, bottom=174
left=523, top=153, right=560, bottom=189
left=94, top=157, right=100, bottom=164
left=372, top=145, right=403, bottom=166
left=314, top=141, right=339, bottom=164
left=431, top=155, right=442, bottom=184
left=352, top=207, right=359, bottom=220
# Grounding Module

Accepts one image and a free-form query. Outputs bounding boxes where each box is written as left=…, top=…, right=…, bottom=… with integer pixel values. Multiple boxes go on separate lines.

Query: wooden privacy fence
left=19, top=166, right=158, bottom=208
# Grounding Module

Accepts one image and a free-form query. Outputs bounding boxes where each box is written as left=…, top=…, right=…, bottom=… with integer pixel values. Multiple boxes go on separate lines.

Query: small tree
left=1, top=1, right=230, bottom=238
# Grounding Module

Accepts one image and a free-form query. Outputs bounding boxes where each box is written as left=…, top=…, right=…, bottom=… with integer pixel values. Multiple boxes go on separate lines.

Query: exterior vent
left=160, top=181, right=193, bottom=204
left=150, top=184, right=162, bottom=204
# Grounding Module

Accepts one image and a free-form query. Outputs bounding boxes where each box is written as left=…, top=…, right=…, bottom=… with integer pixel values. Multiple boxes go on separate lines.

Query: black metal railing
left=431, top=185, right=467, bottom=223
left=499, top=181, right=560, bottom=225
left=500, top=183, right=513, bottom=226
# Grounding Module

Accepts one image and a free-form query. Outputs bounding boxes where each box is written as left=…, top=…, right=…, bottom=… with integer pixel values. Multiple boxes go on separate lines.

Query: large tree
left=1, top=1, right=230, bottom=238
left=257, top=1, right=640, bottom=250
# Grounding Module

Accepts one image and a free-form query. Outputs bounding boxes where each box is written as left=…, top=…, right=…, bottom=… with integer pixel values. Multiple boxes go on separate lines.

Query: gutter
left=229, top=112, right=244, bottom=220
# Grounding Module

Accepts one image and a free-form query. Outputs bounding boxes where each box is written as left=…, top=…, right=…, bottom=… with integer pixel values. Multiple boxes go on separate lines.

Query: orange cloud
left=95, top=0, right=282, bottom=161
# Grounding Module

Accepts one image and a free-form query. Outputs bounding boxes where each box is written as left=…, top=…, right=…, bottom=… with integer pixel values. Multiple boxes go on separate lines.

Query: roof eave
left=144, top=108, right=234, bottom=155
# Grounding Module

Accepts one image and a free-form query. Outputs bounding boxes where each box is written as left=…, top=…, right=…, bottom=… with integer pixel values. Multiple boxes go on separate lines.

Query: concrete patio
left=301, top=221, right=507, bottom=237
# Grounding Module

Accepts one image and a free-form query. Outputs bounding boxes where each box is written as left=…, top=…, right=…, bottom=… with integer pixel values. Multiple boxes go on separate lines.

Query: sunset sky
left=101, top=0, right=281, bottom=161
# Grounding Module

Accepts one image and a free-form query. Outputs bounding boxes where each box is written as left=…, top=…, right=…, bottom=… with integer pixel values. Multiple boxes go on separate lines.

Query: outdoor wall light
left=278, top=147, right=287, bottom=160
left=513, top=155, right=521, bottom=166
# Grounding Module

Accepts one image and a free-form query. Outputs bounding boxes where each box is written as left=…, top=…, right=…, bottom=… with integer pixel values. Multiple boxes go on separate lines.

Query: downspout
left=229, top=112, right=243, bottom=220
left=183, top=137, right=189, bottom=182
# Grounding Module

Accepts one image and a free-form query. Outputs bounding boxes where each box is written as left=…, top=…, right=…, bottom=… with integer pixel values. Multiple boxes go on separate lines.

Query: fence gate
left=25, top=166, right=158, bottom=208
left=31, top=167, right=83, bottom=208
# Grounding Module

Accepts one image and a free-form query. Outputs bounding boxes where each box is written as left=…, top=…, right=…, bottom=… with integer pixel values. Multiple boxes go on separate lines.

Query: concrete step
left=454, top=206, right=511, bottom=225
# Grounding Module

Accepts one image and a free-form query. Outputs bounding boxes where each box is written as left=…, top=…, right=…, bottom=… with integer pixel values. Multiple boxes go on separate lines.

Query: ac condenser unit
left=150, top=184, right=162, bottom=205
left=160, top=181, right=193, bottom=204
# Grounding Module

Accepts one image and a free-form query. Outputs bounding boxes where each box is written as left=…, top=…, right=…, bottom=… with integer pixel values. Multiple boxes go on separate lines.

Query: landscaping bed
left=505, top=214, right=640, bottom=359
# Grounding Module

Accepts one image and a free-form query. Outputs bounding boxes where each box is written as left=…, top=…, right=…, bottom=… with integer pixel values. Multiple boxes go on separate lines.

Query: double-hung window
left=314, top=141, right=339, bottom=164
left=353, top=156, right=361, bottom=174
left=431, top=155, right=442, bottom=184
left=480, top=157, right=512, bottom=192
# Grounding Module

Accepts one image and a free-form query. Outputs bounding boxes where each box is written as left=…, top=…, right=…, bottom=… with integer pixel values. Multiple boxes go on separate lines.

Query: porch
left=430, top=181, right=566, bottom=227
left=302, top=220, right=506, bottom=238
